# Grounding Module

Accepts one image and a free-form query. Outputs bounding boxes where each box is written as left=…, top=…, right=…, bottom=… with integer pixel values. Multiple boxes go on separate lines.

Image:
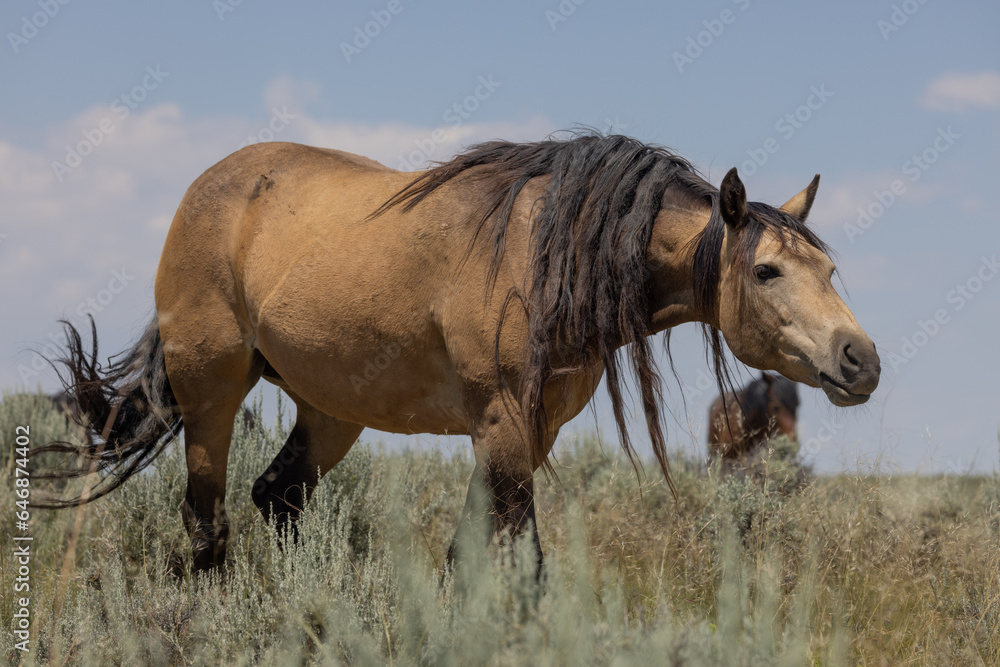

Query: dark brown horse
left=33, top=133, right=880, bottom=572
left=707, top=372, right=799, bottom=471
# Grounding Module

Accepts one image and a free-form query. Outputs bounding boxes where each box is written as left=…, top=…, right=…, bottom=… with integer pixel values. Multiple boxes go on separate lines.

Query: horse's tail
left=30, top=316, right=182, bottom=508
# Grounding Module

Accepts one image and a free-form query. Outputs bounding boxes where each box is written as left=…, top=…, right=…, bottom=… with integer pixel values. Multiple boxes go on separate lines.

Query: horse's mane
left=374, top=131, right=826, bottom=494
left=740, top=373, right=798, bottom=415
left=770, top=374, right=800, bottom=412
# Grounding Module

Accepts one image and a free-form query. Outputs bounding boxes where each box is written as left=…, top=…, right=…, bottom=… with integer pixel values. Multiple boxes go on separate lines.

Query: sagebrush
left=2, top=389, right=998, bottom=665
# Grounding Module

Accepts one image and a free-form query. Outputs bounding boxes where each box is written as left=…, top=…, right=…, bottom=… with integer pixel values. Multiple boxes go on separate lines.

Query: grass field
left=2, top=389, right=999, bottom=665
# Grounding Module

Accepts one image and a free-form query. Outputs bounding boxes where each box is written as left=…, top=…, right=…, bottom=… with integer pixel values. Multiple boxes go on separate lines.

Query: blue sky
left=1, top=0, right=998, bottom=473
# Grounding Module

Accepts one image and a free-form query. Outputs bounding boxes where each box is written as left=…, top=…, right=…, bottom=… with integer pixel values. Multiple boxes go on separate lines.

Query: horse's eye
left=754, top=264, right=780, bottom=281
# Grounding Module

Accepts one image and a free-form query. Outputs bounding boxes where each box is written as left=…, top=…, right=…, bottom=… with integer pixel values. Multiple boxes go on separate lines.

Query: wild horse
left=707, top=372, right=800, bottom=472
left=34, top=133, right=880, bottom=571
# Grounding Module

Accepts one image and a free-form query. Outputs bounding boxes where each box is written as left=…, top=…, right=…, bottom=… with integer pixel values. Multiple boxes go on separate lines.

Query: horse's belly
left=330, top=355, right=471, bottom=435
left=256, top=328, right=470, bottom=435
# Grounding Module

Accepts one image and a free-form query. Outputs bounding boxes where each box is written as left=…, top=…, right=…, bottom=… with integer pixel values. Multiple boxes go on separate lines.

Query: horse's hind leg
left=252, top=396, right=364, bottom=537
left=160, top=316, right=258, bottom=571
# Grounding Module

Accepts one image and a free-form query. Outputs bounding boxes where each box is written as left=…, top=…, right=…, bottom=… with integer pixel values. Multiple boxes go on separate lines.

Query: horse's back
left=159, top=143, right=407, bottom=327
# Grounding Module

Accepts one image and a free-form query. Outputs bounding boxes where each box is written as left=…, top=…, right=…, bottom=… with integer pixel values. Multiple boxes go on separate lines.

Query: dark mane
left=769, top=373, right=800, bottom=413
left=375, top=131, right=826, bottom=493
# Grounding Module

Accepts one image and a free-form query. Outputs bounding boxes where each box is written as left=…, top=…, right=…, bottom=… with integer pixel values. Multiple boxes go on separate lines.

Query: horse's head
left=713, top=169, right=880, bottom=407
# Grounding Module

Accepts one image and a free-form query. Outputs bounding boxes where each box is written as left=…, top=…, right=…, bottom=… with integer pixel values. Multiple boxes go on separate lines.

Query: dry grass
left=2, top=389, right=998, bottom=665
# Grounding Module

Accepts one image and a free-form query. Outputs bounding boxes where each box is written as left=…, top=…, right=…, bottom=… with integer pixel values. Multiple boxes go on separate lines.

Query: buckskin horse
left=707, top=372, right=799, bottom=472
left=34, top=133, right=880, bottom=571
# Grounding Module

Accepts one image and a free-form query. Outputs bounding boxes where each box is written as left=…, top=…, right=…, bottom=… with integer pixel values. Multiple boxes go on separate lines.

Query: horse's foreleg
left=252, top=397, right=364, bottom=538
left=448, top=400, right=547, bottom=576
left=448, top=461, right=541, bottom=568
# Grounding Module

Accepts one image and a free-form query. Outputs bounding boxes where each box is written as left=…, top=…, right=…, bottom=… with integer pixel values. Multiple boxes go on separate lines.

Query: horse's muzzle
left=818, top=337, right=881, bottom=406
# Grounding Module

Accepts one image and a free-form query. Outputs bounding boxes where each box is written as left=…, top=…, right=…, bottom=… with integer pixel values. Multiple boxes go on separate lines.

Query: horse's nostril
left=843, top=343, right=859, bottom=369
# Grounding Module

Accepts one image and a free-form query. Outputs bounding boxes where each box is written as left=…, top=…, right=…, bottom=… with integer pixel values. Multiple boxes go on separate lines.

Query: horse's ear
left=720, top=167, right=747, bottom=229
left=779, top=174, right=820, bottom=222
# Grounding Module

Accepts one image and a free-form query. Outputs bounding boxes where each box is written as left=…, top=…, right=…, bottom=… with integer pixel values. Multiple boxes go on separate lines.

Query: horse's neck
left=646, top=200, right=713, bottom=333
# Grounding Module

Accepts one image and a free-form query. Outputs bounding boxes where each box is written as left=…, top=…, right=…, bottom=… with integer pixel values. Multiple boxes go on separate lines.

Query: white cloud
left=300, top=115, right=554, bottom=171
left=146, top=213, right=173, bottom=231
left=0, top=76, right=555, bottom=389
left=263, top=75, right=322, bottom=111
left=807, top=168, right=962, bottom=246
left=804, top=170, right=900, bottom=235
left=920, top=71, right=1000, bottom=113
